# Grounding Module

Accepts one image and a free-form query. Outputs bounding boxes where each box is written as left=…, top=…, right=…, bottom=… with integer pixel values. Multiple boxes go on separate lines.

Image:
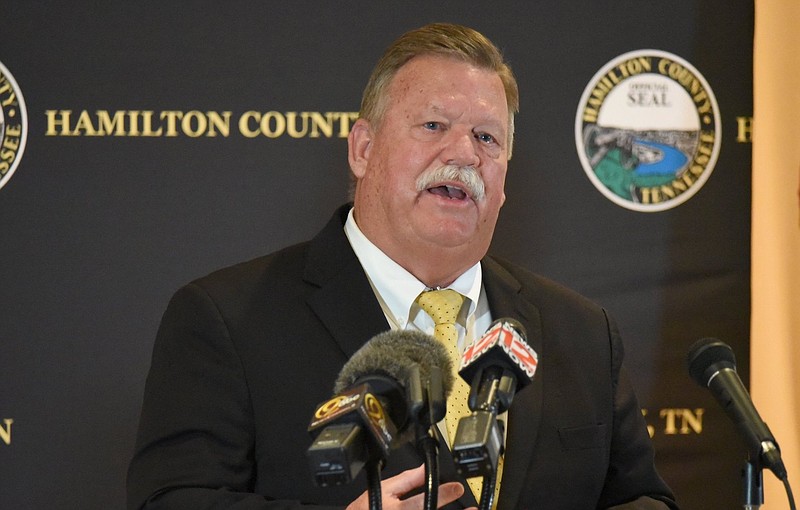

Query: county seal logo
left=575, top=50, right=720, bottom=212
left=0, top=60, right=28, bottom=192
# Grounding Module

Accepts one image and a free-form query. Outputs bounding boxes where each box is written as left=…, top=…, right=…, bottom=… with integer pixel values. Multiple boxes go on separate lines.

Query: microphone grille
left=334, top=330, right=453, bottom=394
left=497, top=317, right=528, bottom=340
left=686, top=337, right=736, bottom=386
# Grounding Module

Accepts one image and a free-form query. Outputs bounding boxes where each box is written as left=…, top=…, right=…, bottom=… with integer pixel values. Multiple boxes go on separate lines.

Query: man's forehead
left=390, top=57, right=508, bottom=114
left=394, top=54, right=491, bottom=82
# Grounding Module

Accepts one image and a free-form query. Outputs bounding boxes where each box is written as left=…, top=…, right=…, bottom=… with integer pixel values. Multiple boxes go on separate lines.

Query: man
left=128, top=23, right=678, bottom=510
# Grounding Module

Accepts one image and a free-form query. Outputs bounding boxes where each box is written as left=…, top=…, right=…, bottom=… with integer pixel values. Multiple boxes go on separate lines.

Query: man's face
left=349, top=54, right=510, bottom=279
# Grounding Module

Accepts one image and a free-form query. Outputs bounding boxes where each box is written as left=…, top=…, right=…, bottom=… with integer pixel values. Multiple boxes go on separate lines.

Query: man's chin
left=417, top=223, right=482, bottom=250
left=410, top=201, right=494, bottom=246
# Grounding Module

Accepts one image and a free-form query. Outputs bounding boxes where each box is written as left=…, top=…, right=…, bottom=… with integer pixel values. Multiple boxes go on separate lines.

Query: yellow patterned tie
left=416, top=289, right=485, bottom=500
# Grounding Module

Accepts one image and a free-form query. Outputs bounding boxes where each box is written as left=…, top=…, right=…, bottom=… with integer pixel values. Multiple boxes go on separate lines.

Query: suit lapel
left=303, top=206, right=390, bottom=358
left=482, top=257, right=544, bottom=510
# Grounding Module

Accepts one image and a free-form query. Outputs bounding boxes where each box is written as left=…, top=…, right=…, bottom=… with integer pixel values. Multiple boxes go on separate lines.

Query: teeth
left=425, top=184, right=468, bottom=200
left=445, top=185, right=467, bottom=200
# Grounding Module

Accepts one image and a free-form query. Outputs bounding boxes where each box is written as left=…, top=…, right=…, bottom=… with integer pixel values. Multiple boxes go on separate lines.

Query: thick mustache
left=416, top=165, right=486, bottom=202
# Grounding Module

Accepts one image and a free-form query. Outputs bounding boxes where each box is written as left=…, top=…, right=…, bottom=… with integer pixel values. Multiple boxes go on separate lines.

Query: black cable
left=784, top=477, right=797, bottom=510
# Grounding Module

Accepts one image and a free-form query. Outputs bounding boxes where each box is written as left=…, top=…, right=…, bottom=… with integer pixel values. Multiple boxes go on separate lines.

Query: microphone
left=307, top=330, right=453, bottom=487
left=452, top=318, right=538, bottom=480
left=687, top=337, right=787, bottom=480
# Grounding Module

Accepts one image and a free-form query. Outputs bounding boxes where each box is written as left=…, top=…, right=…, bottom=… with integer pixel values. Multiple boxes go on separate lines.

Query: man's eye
left=476, top=132, right=496, bottom=144
left=423, top=122, right=441, bottom=130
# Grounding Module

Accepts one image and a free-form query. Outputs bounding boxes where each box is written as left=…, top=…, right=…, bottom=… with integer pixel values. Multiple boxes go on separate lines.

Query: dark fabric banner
left=0, top=2, right=753, bottom=509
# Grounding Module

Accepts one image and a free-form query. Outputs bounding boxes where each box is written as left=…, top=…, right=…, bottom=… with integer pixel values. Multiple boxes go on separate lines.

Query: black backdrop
left=0, top=2, right=753, bottom=509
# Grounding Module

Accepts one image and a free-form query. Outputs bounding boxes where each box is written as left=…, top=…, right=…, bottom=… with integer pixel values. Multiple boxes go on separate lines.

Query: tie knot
left=416, top=289, right=464, bottom=326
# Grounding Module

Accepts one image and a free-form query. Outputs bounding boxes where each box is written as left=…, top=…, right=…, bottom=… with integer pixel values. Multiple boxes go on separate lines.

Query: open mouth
left=426, top=184, right=469, bottom=200
left=416, top=165, right=486, bottom=202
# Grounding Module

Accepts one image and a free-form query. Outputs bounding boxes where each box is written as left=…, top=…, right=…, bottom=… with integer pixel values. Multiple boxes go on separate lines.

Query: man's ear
left=348, top=118, right=373, bottom=179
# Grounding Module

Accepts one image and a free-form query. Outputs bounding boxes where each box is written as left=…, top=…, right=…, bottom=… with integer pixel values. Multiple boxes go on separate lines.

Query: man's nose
left=441, top=130, right=480, bottom=167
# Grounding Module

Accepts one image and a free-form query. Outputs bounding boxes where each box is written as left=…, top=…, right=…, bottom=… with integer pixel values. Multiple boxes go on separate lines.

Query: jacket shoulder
left=486, top=255, right=604, bottom=315
left=186, top=242, right=310, bottom=298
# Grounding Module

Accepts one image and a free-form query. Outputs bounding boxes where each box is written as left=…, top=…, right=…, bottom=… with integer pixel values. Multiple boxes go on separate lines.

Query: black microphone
left=307, top=330, right=452, bottom=487
left=687, top=337, right=787, bottom=480
left=452, top=318, right=538, bottom=480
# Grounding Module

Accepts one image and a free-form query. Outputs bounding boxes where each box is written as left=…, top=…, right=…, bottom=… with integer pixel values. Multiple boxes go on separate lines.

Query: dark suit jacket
left=127, top=205, right=678, bottom=510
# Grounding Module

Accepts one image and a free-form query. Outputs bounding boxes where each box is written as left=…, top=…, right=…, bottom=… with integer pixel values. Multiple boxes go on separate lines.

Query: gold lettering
left=286, top=112, right=308, bottom=138
left=260, top=111, right=286, bottom=138
left=689, top=164, right=705, bottom=177
left=600, top=75, right=616, bottom=90
left=590, top=87, right=608, bottom=104
left=0, top=123, right=16, bottom=173
left=45, top=110, right=74, bottom=136
left=623, top=56, right=651, bottom=76
left=736, top=116, right=753, bottom=143
left=337, top=112, right=359, bottom=138
left=680, top=408, right=704, bottom=434
left=641, top=187, right=662, bottom=204
left=584, top=58, right=651, bottom=123
left=0, top=147, right=14, bottom=165
left=0, top=124, right=20, bottom=172
left=43, top=110, right=356, bottom=138
left=658, top=58, right=670, bottom=76
left=4, top=124, right=21, bottom=142
left=181, top=110, right=207, bottom=138
left=661, top=408, right=680, bottom=434
left=660, top=408, right=704, bottom=435
left=660, top=185, right=676, bottom=199
left=239, top=111, right=260, bottom=138
left=641, top=409, right=655, bottom=438
left=96, top=110, right=127, bottom=136
left=0, top=419, right=12, bottom=445
left=585, top=95, right=607, bottom=120
left=309, top=112, right=333, bottom=138
left=73, top=110, right=99, bottom=136
left=126, top=111, right=142, bottom=136
left=140, top=111, right=162, bottom=137
left=686, top=131, right=716, bottom=177
left=1, top=124, right=20, bottom=168
left=658, top=58, right=713, bottom=115
left=0, top=84, right=16, bottom=107
left=672, top=176, right=688, bottom=192
left=694, top=89, right=712, bottom=114
left=206, top=111, right=231, bottom=137
left=160, top=111, right=182, bottom=137
left=583, top=106, right=598, bottom=123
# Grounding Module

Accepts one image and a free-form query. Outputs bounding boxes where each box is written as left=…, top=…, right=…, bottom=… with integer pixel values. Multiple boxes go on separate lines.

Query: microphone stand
left=453, top=367, right=514, bottom=510
left=418, top=425, right=439, bottom=510
left=366, top=458, right=384, bottom=510
left=743, top=458, right=764, bottom=510
left=742, top=454, right=798, bottom=510
left=479, top=457, right=499, bottom=510
left=408, top=365, right=447, bottom=510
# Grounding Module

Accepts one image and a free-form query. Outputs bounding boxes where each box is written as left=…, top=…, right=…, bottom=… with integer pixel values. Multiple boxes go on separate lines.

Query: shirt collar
left=344, top=208, right=482, bottom=328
